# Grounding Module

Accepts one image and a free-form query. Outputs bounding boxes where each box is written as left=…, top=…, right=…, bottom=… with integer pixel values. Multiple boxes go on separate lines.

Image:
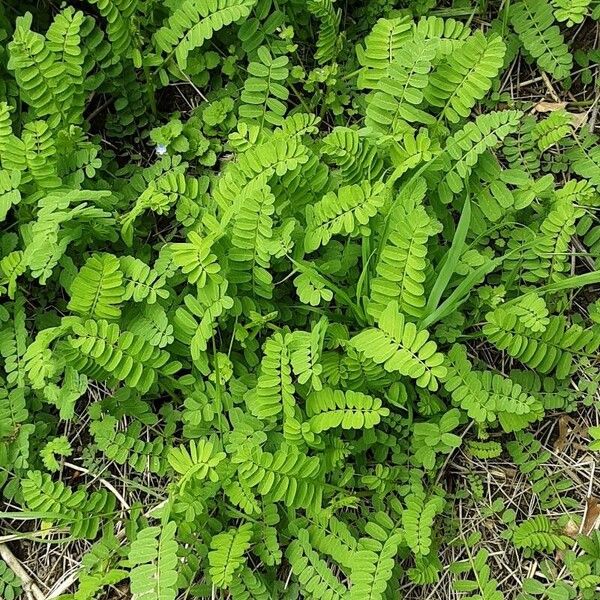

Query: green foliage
left=233, top=444, right=324, bottom=512
left=0, top=2, right=599, bottom=599
left=208, top=523, right=254, bottom=588
left=507, top=432, right=576, bottom=509
left=239, top=46, right=290, bottom=129
left=365, top=41, right=436, bottom=133
left=154, top=0, right=257, bottom=70
left=304, top=181, right=386, bottom=252
left=483, top=306, right=600, bottom=378
left=21, top=470, right=116, bottom=538
left=303, top=515, right=358, bottom=570
left=128, top=521, right=179, bottom=600
left=306, top=387, right=390, bottom=432
left=352, top=301, right=446, bottom=391
left=357, top=16, right=413, bottom=89
left=512, top=516, right=571, bottom=555
left=533, top=109, right=572, bottom=151
left=569, top=136, right=600, bottom=186
left=467, top=440, right=503, bottom=459
left=168, top=438, right=226, bottom=490
left=0, top=559, right=22, bottom=600
left=307, top=0, right=343, bottom=65
left=249, top=332, right=295, bottom=420
left=412, top=409, right=463, bottom=468
left=552, top=0, right=591, bottom=26
left=369, top=200, right=441, bottom=319
left=7, top=10, right=86, bottom=128
left=451, top=548, right=504, bottom=600
left=438, top=110, right=523, bottom=203
left=41, top=435, right=72, bottom=471
left=72, top=530, right=128, bottom=600
left=67, top=253, right=124, bottom=320
left=85, top=0, right=138, bottom=60
left=229, top=177, right=275, bottom=298
left=443, top=344, right=544, bottom=432
left=402, top=486, right=445, bottom=556
left=286, top=529, right=348, bottom=599
left=66, top=318, right=171, bottom=392
left=510, top=0, right=573, bottom=79
left=424, top=32, right=506, bottom=123
left=349, top=529, right=403, bottom=600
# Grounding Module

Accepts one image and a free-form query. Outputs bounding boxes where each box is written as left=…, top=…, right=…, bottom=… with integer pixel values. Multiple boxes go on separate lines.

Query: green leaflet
left=483, top=306, right=600, bottom=378
left=208, top=523, right=254, bottom=588
left=512, top=515, right=571, bottom=555
left=229, top=176, right=275, bottom=298
left=21, top=470, right=116, bottom=539
left=352, top=301, right=447, bottom=391
left=304, top=181, right=386, bottom=253
left=67, top=253, right=124, bottom=320
left=424, top=32, right=506, bottom=123
left=402, top=488, right=445, bottom=556
left=437, top=110, right=523, bottom=203
left=510, top=0, right=573, bottom=80
left=349, top=531, right=403, bottom=600
left=154, top=0, right=258, bottom=69
left=233, top=443, right=325, bottom=512
left=365, top=41, right=436, bottom=133
left=307, top=0, right=344, bottom=64
left=168, top=438, right=226, bottom=490
left=369, top=202, right=441, bottom=320
left=249, top=332, right=296, bottom=420
left=128, top=521, right=179, bottom=600
left=0, top=558, right=22, bottom=600
left=306, top=387, right=390, bottom=432
left=356, top=16, right=413, bottom=89
left=443, top=344, right=544, bottom=432
left=286, top=529, right=348, bottom=599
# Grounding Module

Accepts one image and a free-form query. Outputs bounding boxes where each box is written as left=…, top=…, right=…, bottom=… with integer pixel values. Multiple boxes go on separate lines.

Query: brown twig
left=63, top=462, right=131, bottom=511
left=0, top=543, right=45, bottom=600
left=540, top=71, right=560, bottom=103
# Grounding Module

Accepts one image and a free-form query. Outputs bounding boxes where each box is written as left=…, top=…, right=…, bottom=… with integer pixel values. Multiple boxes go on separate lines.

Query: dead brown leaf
left=569, top=112, right=587, bottom=129
left=563, top=519, right=579, bottom=537
left=533, top=101, right=567, bottom=113
left=531, top=101, right=587, bottom=129
left=554, top=415, right=571, bottom=453
left=583, top=497, right=600, bottom=535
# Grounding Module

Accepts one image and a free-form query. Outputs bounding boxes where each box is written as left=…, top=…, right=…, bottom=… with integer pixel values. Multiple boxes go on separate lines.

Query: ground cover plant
left=0, top=0, right=600, bottom=598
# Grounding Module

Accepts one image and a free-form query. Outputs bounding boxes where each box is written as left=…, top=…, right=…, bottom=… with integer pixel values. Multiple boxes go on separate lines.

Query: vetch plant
left=0, top=1, right=599, bottom=598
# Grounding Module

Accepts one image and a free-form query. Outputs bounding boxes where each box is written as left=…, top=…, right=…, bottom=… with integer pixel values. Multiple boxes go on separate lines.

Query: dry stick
left=0, top=529, right=69, bottom=544
left=63, top=462, right=131, bottom=511
left=590, top=24, right=600, bottom=133
left=581, top=461, right=598, bottom=535
left=499, top=57, right=518, bottom=95
left=515, top=74, right=544, bottom=89
left=0, top=542, right=46, bottom=600
left=46, top=565, right=80, bottom=600
left=572, top=237, right=597, bottom=272
left=540, top=71, right=560, bottom=103
left=589, top=84, right=600, bottom=133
